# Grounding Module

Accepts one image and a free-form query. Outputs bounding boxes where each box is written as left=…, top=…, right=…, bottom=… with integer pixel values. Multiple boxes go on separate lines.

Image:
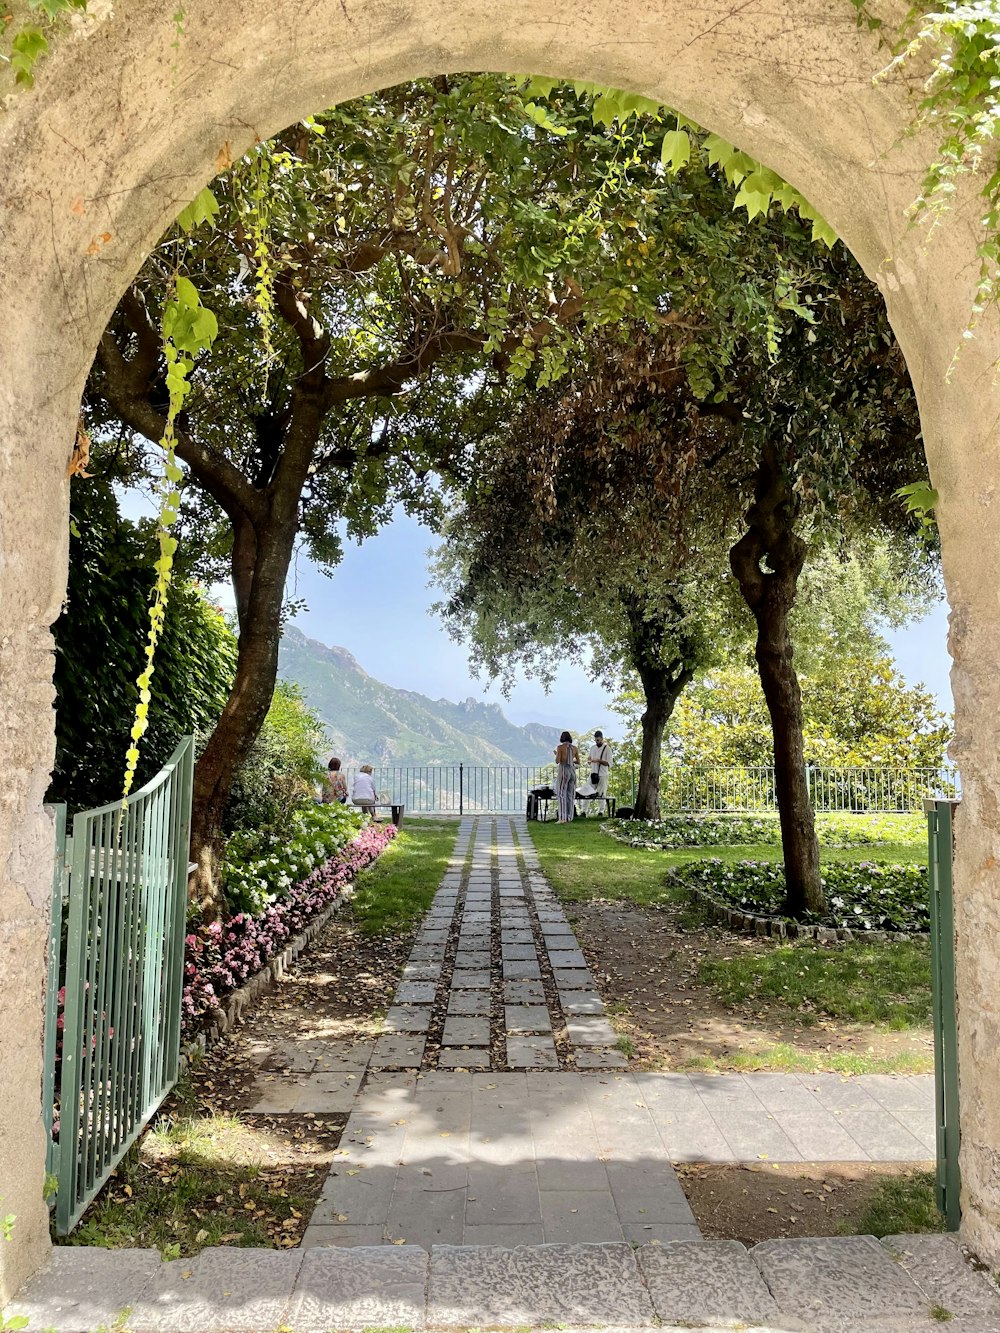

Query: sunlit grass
left=697, top=937, right=933, bottom=1028
left=677, top=1044, right=933, bottom=1075
left=844, top=1170, right=945, bottom=1236
left=527, top=817, right=926, bottom=907
left=350, top=818, right=461, bottom=934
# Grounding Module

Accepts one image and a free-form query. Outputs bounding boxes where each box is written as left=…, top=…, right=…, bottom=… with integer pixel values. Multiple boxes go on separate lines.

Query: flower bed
left=182, top=820, right=397, bottom=1038
left=608, top=811, right=923, bottom=850
left=669, top=857, right=929, bottom=936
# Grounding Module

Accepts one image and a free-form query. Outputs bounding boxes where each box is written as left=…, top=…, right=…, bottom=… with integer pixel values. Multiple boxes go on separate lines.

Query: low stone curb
left=180, top=886, right=355, bottom=1068
left=685, top=883, right=930, bottom=944
left=11, top=1234, right=1000, bottom=1332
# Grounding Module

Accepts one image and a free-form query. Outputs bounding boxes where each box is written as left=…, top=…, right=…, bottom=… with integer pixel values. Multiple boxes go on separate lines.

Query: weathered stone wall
left=2, top=0, right=999, bottom=1297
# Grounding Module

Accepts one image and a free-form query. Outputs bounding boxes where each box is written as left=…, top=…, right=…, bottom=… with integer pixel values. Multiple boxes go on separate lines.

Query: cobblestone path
left=373, top=816, right=626, bottom=1072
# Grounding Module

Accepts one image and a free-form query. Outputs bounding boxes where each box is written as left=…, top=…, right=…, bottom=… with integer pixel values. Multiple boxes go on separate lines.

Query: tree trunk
left=634, top=671, right=691, bottom=820
left=729, top=444, right=823, bottom=917
left=189, top=506, right=299, bottom=918
left=622, top=591, right=696, bottom=822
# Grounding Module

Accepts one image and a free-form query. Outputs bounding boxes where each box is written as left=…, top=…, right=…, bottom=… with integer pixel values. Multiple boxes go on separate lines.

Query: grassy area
left=526, top=817, right=925, bottom=907
left=527, top=816, right=684, bottom=904
left=843, top=1170, right=945, bottom=1237
left=350, top=817, right=461, bottom=934
left=697, top=937, right=932, bottom=1028
left=677, top=1044, right=932, bottom=1075
left=63, top=1082, right=324, bottom=1256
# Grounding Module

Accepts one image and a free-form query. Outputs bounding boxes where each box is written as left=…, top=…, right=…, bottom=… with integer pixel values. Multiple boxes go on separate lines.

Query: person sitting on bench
left=351, top=764, right=378, bottom=818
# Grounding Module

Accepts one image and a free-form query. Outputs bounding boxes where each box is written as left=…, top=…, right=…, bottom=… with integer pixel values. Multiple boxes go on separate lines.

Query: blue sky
left=276, top=507, right=954, bottom=732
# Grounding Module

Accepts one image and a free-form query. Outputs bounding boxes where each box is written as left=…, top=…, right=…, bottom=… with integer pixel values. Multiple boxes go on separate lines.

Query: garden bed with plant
left=527, top=818, right=933, bottom=1075
left=183, top=804, right=397, bottom=1039
left=608, top=811, right=925, bottom=851
left=670, top=858, right=929, bottom=938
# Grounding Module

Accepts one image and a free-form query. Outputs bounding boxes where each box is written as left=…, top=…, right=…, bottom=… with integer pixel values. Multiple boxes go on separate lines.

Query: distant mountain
left=278, top=626, right=562, bottom=766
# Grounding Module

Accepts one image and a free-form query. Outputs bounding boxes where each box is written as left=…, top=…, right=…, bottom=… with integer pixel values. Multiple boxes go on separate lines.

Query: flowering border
left=182, top=821, right=397, bottom=1039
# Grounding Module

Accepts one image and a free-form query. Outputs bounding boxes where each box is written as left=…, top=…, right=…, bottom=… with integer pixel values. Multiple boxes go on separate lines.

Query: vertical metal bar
left=459, top=762, right=464, bottom=817
left=927, top=798, right=961, bottom=1230
left=42, top=804, right=68, bottom=1183
left=56, top=814, right=92, bottom=1233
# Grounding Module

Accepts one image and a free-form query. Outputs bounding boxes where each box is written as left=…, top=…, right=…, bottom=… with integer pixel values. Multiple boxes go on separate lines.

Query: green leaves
left=895, top=479, right=939, bottom=537
left=123, top=269, right=217, bottom=802
left=522, top=101, right=568, bottom=136
left=8, top=27, right=48, bottom=85
left=660, top=129, right=691, bottom=174
left=177, top=186, right=221, bottom=234
left=3, top=0, right=88, bottom=87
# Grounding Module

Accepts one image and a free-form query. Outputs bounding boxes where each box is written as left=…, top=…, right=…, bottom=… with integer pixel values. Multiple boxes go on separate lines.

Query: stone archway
left=3, top=0, right=999, bottom=1299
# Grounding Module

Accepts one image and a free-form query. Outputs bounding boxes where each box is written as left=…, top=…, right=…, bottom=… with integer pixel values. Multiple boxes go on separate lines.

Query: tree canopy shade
left=88, top=71, right=929, bottom=915
left=89, top=74, right=760, bottom=913
left=432, top=144, right=929, bottom=913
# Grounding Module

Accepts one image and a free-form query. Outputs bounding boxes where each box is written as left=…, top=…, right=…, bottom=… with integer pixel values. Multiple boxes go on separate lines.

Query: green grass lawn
left=697, top=937, right=932, bottom=1027
left=844, top=1170, right=944, bottom=1238
left=350, top=817, right=461, bottom=934
left=526, top=816, right=933, bottom=1049
left=526, top=816, right=926, bottom=907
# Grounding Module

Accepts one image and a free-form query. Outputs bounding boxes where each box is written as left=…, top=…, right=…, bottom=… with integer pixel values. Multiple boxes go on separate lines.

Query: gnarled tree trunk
left=729, top=444, right=823, bottom=918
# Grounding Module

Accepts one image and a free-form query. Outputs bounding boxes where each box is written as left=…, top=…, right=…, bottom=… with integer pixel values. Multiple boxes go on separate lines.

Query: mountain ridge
left=277, top=625, right=562, bottom=766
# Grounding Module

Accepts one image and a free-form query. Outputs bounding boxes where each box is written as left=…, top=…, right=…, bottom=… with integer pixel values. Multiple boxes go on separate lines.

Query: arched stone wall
left=2, top=0, right=999, bottom=1298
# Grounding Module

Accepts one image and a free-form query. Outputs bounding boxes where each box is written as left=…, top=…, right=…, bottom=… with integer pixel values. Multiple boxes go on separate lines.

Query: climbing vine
left=121, top=191, right=218, bottom=800
left=873, top=3, right=1000, bottom=332
left=1, top=0, right=87, bottom=86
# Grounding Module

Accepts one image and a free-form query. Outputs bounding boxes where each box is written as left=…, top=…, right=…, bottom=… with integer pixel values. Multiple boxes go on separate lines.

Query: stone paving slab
left=642, top=1238, right=781, bottom=1324
left=287, top=1244, right=427, bottom=1331
left=17, top=1240, right=1000, bottom=1332
left=427, top=1242, right=656, bottom=1325
left=752, top=1235, right=930, bottom=1322
left=6, top=1246, right=162, bottom=1333
left=881, top=1234, right=1000, bottom=1315
left=128, top=1247, right=303, bottom=1332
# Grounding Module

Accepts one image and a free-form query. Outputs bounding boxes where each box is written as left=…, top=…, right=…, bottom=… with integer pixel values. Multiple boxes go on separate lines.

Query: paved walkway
left=12, top=1233, right=1000, bottom=1330
left=9, top=816, right=952, bottom=1331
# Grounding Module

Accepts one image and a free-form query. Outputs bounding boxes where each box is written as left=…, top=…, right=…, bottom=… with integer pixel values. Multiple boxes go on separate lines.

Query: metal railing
left=338, top=762, right=959, bottom=815
left=43, top=735, right=194, bottom=1233
left=927, top=797, right=960, bottom=1230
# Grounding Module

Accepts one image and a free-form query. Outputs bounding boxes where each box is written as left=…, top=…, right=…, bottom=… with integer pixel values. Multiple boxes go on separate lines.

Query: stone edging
left=686, top=883, right=929, bottom=943
left=179, top=886, right=355, bottom=1069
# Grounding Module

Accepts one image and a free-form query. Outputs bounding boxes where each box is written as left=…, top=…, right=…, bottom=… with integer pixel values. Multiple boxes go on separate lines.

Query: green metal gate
left=43, top=736, right=195, bottom=1233
left=926, top=797, right=961, bottom=1231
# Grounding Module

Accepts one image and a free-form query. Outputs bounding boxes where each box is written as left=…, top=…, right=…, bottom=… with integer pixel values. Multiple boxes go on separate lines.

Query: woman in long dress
left=555, top=731, right=579, bottom=823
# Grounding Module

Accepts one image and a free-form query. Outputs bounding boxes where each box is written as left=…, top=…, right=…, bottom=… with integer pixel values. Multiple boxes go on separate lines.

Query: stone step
left=8, top=1234, right=1000, bottom=1332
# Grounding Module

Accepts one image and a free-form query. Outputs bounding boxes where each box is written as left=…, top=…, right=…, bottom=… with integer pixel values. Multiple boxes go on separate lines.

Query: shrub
left=184, top=820, right=396, bottom=1036
left=610, top=811, right=924, bottom=850
left=222, top=801, right=363, bottom=916
left=668, top=858, right=929, bottom=933
left=223, top=681, right=326, bottom=841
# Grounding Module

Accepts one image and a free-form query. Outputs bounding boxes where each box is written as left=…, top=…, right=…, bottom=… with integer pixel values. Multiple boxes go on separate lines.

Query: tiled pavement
left=12, top=1233, right=1000, bottom=1331
left=8, top=817, right=950, bottom=1331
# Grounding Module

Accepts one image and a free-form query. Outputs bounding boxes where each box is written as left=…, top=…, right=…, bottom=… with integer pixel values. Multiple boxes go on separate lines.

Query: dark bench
left=371, top=801, right=405, bottom=826
left=575, top=793, right=616, bottom=818
left=527, top=793, right=615, bottom=821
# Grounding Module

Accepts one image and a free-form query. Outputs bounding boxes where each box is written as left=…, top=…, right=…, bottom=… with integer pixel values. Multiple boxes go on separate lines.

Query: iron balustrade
left=336, top=762, right=959, bottom=815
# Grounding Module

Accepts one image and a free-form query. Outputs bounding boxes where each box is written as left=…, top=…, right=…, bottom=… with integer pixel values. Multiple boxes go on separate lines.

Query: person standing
left=555, top=731, right=579, bottom=823
left=587, top=730, right=613, bottom=814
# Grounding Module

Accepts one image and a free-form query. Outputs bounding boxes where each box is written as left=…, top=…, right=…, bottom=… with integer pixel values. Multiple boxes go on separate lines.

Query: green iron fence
left=926, top=797, right=960, bottom=1231
left=42, top=735, right=195, bottom=1233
